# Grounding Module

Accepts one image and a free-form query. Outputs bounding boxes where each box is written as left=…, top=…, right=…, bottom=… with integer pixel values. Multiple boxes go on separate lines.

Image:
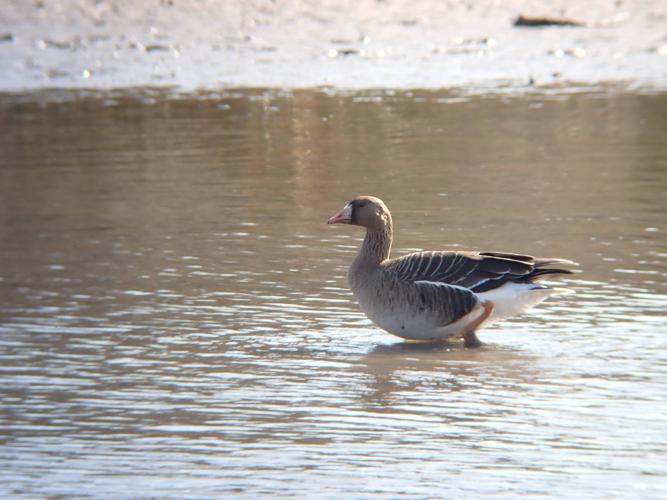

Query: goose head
left=327, top=196, right=391, bottom=230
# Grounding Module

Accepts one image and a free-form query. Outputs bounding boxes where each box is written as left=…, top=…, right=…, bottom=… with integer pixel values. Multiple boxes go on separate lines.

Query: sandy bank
left=1, top=0, right=666, bottom=92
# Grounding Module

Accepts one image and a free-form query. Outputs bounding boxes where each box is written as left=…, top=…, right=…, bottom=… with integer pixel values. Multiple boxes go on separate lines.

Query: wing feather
left=413, top=280, right=479, bottom=326
left=387, top=250, right=575, bottom=293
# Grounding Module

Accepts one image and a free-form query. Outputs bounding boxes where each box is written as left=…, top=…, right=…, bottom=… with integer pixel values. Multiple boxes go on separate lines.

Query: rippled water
left=1, top=89, right=666, bottom=498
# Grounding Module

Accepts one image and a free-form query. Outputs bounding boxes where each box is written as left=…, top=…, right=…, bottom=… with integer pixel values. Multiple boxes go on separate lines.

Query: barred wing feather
left=388, top=251, right=574, bottom=293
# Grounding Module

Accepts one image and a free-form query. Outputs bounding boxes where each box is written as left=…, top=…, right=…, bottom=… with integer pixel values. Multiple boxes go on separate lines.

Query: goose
left=327, top=196, right=576, bottom=347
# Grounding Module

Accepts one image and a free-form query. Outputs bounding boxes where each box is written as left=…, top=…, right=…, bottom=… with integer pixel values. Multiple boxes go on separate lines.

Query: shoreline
left=1, top=0, right=666, bottom=95
left=0, top=82, right=663, bottom=105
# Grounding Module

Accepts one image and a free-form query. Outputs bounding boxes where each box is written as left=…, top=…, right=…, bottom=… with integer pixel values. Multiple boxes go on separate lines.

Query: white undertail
left=477, top=282, right=572, bottom=324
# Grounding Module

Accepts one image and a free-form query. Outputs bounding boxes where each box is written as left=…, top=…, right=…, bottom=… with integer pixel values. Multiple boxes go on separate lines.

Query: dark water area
left=0, top=88, right=666, bottom=498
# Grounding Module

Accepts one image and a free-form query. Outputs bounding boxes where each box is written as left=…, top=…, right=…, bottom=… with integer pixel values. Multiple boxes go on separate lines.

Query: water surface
left=0, top=89, right=666, bottom=498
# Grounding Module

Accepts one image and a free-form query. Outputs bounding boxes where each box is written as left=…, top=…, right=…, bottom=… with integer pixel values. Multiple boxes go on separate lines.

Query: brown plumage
left=328, top=196, right=577, bottom=346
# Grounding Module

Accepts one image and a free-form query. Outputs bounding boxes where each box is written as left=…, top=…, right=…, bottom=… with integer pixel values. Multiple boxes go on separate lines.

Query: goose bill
left=327, top=204, right=352, bottom=224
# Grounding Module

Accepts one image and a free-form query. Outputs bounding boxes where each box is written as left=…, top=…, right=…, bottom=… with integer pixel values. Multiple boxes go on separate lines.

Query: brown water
left=0, top=88, right=666, bottom=498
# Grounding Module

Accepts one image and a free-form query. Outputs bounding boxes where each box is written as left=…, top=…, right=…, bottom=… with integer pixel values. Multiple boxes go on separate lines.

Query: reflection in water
left=359, top=342, right=540, bottom=405
left=0, top=89, right=666, bottom=497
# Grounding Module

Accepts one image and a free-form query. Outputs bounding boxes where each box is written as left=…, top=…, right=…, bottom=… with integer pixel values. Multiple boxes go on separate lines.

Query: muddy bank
left=1, top=0, right=666, bottom=92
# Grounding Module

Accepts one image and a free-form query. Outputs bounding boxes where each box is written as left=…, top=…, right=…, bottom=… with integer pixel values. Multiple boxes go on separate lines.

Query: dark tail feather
left=479, top=251, right=535, bottom=263
left=526, top=267, right=575, bottom=282
left=534, top=257, right=579, bottom=267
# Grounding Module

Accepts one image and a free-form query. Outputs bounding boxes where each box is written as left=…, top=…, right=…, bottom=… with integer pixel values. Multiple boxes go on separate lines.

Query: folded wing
left=388, top=250, right=575, bottom=293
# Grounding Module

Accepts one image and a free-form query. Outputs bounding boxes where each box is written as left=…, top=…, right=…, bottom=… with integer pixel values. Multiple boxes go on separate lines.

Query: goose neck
left=359, top=223, right=393, bottom=265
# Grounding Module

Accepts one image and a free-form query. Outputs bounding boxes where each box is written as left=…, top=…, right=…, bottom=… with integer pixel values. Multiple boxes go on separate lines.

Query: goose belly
left=358, top=298, right=484, bottom=341
left=371, top=309, right=445, bottom=340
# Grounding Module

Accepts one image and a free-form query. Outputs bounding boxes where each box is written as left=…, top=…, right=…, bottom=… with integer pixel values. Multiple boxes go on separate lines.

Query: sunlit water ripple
left=1, top=89, right=666, bottom=498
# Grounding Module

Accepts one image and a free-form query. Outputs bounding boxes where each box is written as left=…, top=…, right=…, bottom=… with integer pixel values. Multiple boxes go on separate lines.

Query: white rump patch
left=477, top=282, right=568, bottom=323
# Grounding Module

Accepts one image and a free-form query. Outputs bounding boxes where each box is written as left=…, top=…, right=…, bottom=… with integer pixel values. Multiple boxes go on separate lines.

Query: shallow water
left=0, top=88, right=666, bottom=498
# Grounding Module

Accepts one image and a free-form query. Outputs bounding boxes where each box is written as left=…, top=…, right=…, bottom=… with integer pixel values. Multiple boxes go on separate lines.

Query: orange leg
left=463, top=300, right=495, bottom=348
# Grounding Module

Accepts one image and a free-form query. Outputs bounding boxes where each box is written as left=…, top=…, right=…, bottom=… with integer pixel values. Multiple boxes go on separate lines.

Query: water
left=0, top=88, right=666, bottom=498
